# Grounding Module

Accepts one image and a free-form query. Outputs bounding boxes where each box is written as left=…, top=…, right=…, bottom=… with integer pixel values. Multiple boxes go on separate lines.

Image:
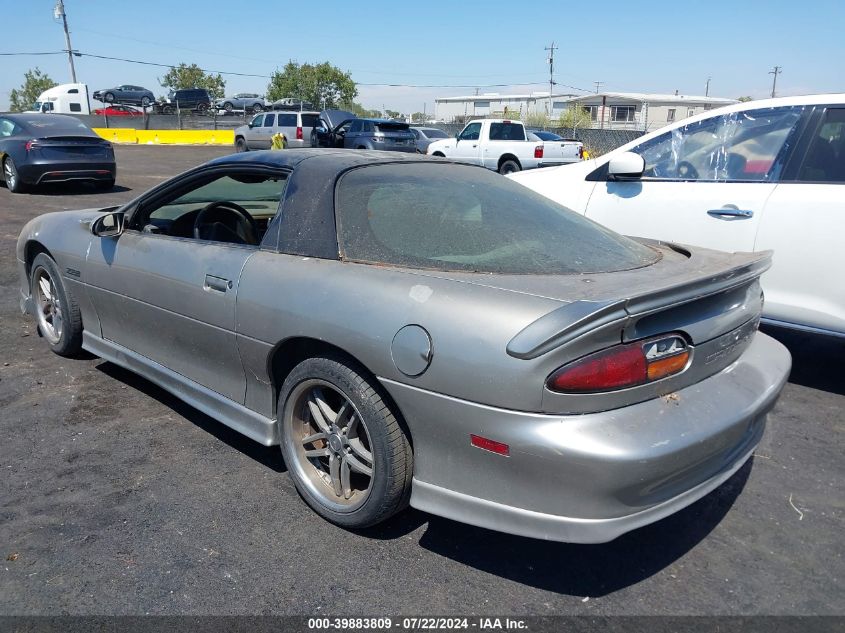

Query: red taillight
left=578, top=146, right=584, bottom=159
left=547, top=335, right=690, bottom=393
left=534, top=145, right=543, bottom=159
left=470, top=434, right=510, bottom=456
left=296, top=126, right=303, bottom=140
left=25, top=140, right=39, bottom=152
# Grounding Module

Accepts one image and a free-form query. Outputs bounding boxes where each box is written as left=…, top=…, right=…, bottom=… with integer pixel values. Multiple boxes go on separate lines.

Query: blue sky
left=2, top=0, right=843, bottom=113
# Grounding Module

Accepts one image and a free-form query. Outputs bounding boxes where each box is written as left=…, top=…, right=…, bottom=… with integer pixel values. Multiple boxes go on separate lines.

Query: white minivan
left=510, top=94, right=845, bottom=338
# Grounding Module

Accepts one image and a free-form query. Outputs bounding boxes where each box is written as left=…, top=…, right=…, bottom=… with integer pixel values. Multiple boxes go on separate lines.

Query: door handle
left=204, top=274, right=231, bottom=293
left=707, top=207, right=754, bottom=219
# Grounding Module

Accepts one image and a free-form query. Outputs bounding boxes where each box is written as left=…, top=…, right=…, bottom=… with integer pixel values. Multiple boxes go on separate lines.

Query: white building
left=566, top=92, right=738, bottom=131
left=434, top=92, right=577, bottom=123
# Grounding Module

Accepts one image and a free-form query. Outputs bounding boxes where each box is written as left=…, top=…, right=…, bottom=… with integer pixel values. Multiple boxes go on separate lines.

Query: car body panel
left=16, top=149, right=791, bottom=543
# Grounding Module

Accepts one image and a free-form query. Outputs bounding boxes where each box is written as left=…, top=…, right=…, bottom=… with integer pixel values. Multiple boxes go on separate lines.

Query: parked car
left=16, top=149, right=790, bottom=542
left=234, top=110, right=320, bottom=151
left=93, top=105, right=144, bottom=117
left=0, top=113, right=115, bottom=193
left=157, top=88, right=212, bottom=114
left=312, top=115, right=416, bottom=152
left=510, top=94, right=845, bottom=338
left=410, top=126, right=450, bottom=153
left=530, top=130, right=567, bottom=141
left=93, top=85, right=155, bottom=107
left=310, top=110, right=356, bottom=147
left=427, top=119, right=581, bottom=174
left=215, top=93, right=265, bottom=113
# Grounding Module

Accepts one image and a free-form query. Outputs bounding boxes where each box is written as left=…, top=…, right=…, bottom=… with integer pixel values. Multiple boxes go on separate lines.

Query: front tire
left=3, top=157, right=27, bottom=193
left=104, top=92, right=115, bottom=103
left=235, top=137, right=247, bottom=152
left=278, top=356, right=413, bottom=529
left=252, top=103, right=263, bottom=113
left=30, top=253, right=83, bottom=357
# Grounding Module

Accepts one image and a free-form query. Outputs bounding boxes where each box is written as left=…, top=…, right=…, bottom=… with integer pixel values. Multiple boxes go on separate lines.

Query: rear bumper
left=381, top=332, right=790, bottom=543
left=18, top=161, right=116, bottom=185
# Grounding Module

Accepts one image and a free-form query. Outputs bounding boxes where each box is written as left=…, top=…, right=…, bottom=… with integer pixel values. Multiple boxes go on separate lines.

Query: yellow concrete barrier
left=92, top=128, right=137, bottom=144
left=93, top=128, right=234, bottom=146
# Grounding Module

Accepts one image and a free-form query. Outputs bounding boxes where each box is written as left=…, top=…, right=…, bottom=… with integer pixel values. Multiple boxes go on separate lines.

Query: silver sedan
left=16, top=150, right=790, bottom=542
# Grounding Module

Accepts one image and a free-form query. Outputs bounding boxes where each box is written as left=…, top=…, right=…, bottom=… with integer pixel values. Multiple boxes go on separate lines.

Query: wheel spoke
left=39, top=277, right=52, bottom=300
left=348, top=437, right=373, bottom=465
left=340, top=456, right=352, bottom=499
left=313, top=388, right=338, bottom=426
left=307, top=392, right=332, bottom=434
left=301, top=432, right=327, bottom=446
left=346, top=413, right=359, bottom=438
left=329, top=454, right=343, bottom=496
left=51, top=311, right=63, bottom=336
left=345, top=451, right=373, bottom=477
left=303, top=447, right=330, bottom=459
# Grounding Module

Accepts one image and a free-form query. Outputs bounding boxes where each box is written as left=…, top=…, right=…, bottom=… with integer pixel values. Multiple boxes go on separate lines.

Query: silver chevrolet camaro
left=16, top=149, right=791, bottom=543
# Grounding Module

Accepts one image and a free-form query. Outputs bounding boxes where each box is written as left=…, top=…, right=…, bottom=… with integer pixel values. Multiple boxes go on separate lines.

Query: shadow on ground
left=19, top=183, right=132, bottom=196
left=762, top=325, right=845, bottom=396
left=95, top=361, right=286, bottom=473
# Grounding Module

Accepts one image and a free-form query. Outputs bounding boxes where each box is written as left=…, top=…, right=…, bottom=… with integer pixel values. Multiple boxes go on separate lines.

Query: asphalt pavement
left=0, top=146, right=842, bottom=616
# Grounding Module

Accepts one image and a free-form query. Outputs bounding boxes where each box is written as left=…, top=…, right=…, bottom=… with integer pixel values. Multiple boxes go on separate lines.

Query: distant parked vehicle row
left=312, top=113, right=416, bottom=152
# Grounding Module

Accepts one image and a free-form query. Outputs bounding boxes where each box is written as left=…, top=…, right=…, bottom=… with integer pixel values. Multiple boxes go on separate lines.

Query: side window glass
left=263, top=114, right=275, bottom=127
left=798, top=108, right=845, bottom=183
left=140, top=173, right=289, bottom=246
left=278, top=114, right=297, bottom=126
left=459, top=122, right=481, bottom=141
left=0, top=119, right=16, bottom=137
left=633, top=107, right=803, bottom=182
left=349, top=120, right=363, bottom=133
left=251, top=114, right=264, bottom=127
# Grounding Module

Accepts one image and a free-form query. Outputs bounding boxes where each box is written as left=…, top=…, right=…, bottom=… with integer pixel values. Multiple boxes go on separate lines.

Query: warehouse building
left=433, top=92, right=577, bottom=123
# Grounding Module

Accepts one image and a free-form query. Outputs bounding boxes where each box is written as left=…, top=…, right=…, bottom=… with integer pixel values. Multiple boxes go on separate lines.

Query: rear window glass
left=375, top=122, right=409, bottom=133
left=301, top=114, right=319, bottom=128
left=336, top=163, right=659, bottom=274
left=489, top=122, right=525, bottom=141
left=19, top=117, right=90, bottom=132
left=422, top=128, right=448, bottom=139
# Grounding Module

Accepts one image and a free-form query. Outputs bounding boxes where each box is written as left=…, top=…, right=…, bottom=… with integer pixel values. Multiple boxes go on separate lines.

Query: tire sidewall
left=4, top=157, right=24, bottom=193
left=278, top=357, right=401, bottom=528
left=499, top=159, right=520, bottom=174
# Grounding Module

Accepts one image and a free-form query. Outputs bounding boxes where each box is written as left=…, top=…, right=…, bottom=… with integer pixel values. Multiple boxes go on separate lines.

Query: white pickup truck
left=426, top=119, right=582, bottom=174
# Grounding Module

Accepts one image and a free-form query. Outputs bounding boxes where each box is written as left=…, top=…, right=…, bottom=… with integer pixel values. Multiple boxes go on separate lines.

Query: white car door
left=755, top=105, right=845, bottom=335
left=451, top=122, right=483, bottom=163
left=582, top=106, right=805, bottom=254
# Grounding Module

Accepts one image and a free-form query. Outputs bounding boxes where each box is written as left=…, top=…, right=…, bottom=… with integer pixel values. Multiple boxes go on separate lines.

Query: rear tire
left=3, top=157, right=27, bottom=193
left=499, top=159, right=521, bottom=175
left=277, top=355, right=413, bottom=529
left=141, top=96, right=151, bottom=107
left=30, top=253, right=83, bottom=357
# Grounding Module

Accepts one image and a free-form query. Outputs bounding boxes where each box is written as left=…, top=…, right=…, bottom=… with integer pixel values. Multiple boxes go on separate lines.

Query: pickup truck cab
left=427, top=119, right=582, bottom=174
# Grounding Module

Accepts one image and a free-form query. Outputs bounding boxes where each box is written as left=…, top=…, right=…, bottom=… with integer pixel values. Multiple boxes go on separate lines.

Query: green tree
left=411, top=112, right=431, bottom=124
left=558, top=106, right=592, bottom=130
left=159, top=63, right=226, bottom=99
left=349, top=102, right=381, bottom=118
left=266, top=61, right=357, bottom=109
left=385, top=109, right=400, bottom=119
left=9, top=68, right=57, bottom=112
left=737, top=96, right=753, bottom=102
left=524, top=112, right=550, bottom=128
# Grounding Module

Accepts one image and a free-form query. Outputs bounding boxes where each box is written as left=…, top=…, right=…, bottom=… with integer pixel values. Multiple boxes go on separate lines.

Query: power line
left=0, top=51, right=65, bottom=56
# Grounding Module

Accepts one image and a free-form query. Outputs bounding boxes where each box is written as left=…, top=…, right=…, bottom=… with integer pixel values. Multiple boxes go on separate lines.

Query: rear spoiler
left=506, top=250, right=772, bottom=360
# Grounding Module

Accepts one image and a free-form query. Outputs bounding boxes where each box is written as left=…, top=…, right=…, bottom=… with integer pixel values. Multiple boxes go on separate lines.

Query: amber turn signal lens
left=646, top=350, right=690, bottom=381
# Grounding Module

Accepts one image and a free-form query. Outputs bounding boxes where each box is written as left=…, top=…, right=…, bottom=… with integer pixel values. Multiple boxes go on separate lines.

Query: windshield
left=336, top=163, right=659, bottom=275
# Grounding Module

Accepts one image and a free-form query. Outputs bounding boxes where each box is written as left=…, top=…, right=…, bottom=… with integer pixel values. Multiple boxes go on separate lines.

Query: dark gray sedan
left=92, top=85, right=156, bottom=107
left=16, top=150, right=790, bottom=542
left=0, top=114, right=116, bottom=193
left=410, top=126, right=450, bottom=153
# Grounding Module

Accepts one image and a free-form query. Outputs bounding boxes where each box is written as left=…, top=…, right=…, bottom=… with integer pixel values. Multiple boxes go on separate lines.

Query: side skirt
left=82, top=332, right=279, bottom=446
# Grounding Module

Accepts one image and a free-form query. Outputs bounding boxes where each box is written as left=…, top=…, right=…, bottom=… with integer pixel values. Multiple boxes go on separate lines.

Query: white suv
left=234, top=110, right=320, bottom=151
left=511, top=94, right=845, bottom=338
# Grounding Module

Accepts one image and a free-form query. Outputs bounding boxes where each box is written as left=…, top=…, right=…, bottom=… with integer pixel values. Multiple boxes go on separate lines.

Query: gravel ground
left=0, top=145, right=842, bottom=616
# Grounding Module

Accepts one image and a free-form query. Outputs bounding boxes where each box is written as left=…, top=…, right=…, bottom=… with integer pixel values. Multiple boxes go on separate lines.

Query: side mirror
left=91, top=212, right=125, bottom=237
left=607, top=152, right=645, bottom=181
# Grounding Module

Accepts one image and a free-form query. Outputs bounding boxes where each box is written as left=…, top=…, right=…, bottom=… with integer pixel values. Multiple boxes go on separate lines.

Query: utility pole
left=705, top=76, right=711, bottom=97
left=545, top=42, right=558, bottom=120
left=769, top=66, right=782, bottom=98
left=54, top=0, right=77, bottom=83
left=593, top=81, right=604, bottom=94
